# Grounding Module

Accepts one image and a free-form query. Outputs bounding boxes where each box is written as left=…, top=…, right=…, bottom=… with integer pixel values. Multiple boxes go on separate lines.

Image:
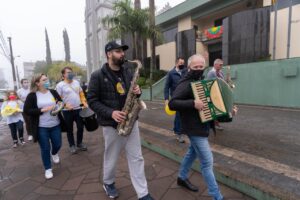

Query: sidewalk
left=0, top=122, right=252, bottom=200
left=138, top=101, right=300, bottom=200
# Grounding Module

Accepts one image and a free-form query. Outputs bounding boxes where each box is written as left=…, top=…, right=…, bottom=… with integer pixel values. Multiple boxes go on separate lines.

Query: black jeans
left=8, top=120, right=24, bottom=143
left=22, top=113, right=32, bottom=136
left=63, top=109, right=84, bottom=147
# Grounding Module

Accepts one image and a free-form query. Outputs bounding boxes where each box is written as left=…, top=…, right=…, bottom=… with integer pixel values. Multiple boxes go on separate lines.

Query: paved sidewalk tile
left=0, top=122, right=252, bottom=200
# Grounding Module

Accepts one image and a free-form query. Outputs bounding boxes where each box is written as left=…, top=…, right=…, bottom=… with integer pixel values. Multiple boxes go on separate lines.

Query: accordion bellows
left=191, top=78, right=234, bottom=123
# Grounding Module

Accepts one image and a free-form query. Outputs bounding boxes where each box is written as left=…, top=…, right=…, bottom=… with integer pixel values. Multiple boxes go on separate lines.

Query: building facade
left=85, top=0, right=116, bottom=79
left=152, top=0, right=300, bottom=70
left=23, top=62, right=35, bottom=79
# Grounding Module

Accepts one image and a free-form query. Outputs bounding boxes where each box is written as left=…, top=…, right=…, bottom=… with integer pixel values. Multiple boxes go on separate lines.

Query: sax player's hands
left=194, top=99, right=204, bottom=111
left=132, top=84, right=141, bottom=95
left=112, top=111, right=127, bottom=123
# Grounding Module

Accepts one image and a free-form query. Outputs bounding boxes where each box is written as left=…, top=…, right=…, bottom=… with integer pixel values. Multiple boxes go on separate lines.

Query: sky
left=0, top=0, right=185, bottom=88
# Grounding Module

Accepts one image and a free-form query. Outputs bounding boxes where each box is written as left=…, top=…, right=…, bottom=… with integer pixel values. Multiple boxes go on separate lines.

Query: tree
left=33, top=60, right=50, bottom=74
left=134, top=0, right=142, bottom=61
left=47, top=61, right=86, bottom=83
left=149, top=0, right=156, bottom=100
left=102, top=0, right=161, bottom=59
left=45, top=28, right=52, bottom=65
left=63, top=29, right=71, bottom=62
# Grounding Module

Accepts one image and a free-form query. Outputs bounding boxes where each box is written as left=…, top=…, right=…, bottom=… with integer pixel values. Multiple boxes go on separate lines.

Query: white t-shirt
left=56, top=80, right=82, bottom=110
left=36, top=91, right=60, bottom=128
left=17, top=88, right=30, bottom=102
left=0, top=100, right=24, bottom=124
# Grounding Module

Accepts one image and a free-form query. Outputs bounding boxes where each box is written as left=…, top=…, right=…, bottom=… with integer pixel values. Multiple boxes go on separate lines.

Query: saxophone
left=117, top=59, right=147, bottom=136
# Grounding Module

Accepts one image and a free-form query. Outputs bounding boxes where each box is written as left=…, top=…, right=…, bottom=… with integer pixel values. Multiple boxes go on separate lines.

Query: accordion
left=191, top=78, right=234, bottom=123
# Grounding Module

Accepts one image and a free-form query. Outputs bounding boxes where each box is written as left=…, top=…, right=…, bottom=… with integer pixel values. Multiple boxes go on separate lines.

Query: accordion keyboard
left=191, top=82, right=213, bottom=122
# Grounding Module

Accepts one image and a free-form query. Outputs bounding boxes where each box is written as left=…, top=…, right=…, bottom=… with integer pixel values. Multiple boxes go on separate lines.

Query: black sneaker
left=103, top=183, right=119, bottom=199
left=77, top=143, right=87, bottom=151
left=139, top=193, right=154, bottom=200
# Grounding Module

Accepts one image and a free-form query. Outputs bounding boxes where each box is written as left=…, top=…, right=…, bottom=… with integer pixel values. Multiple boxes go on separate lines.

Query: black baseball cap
left=105, top=41, right=129, bottom=54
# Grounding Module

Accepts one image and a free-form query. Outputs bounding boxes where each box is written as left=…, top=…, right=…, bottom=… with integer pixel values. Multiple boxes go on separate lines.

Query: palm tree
left=149, top=0, right=156, bottom=100
left=102, top=0, right=160, bottom=59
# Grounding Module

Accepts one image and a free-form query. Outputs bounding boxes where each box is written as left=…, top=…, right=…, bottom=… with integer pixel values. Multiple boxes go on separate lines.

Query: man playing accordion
left=169, top=54, right=224, bottom=200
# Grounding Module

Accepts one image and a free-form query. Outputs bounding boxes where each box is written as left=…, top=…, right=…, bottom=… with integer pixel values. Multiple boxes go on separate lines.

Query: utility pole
left=8, top=37, right=17, bottom=90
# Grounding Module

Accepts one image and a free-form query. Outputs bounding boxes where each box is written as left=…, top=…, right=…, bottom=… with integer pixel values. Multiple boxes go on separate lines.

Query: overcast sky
left=0, top=0, right=184, bottom=87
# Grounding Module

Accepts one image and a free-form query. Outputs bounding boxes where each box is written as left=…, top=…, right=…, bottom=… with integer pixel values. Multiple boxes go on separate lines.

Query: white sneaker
left=51, top=154, right=60, bottom=164
left=28, top=135, right=33, bottom=141
left=45, top=169, right=53, bottom=179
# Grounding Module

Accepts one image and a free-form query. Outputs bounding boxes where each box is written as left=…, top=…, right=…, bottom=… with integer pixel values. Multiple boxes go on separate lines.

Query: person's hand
left=165, top=99, right=169, bottom=105
left=194, top=99, right=204, bottom=111
left=132, top=85, right=141, bottom=95
left=83, top=102, right=88, bottom=108
left=232, top=105, right=238, bottom=116
left=41, top=105, right=54, bottom=112
left=65, top=103, right=73, bottom=110
left=112, top=111, right=127, bottom=123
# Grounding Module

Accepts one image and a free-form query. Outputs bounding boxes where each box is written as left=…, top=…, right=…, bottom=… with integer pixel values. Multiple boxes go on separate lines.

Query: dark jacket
left=164, top=67, right=187, bottom=100
left=168, top=73, right=210, bottom=137
left=24, top=89, right=66, bottom=143
left=87, top=63, right=135, bottom=128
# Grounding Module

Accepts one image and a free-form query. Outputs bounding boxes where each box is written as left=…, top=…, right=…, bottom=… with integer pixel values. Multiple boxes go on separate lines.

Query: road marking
left=139, top=122, right=300, bottom=182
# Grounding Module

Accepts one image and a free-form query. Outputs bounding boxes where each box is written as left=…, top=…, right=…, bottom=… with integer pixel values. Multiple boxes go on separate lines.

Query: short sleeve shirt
left=56, top=80, right=82, bottom=109
left=36, top=91, right=60, bottom=128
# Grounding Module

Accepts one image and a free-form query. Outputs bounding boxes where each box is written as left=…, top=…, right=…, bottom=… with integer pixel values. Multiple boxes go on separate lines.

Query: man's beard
left=112, top=55, right=125, bottom=66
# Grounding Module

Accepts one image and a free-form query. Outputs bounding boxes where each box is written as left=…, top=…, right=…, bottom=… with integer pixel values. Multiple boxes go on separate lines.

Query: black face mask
left=188, top=69, right=204, bottom=80
left=178, top=65, right=185, bottom=70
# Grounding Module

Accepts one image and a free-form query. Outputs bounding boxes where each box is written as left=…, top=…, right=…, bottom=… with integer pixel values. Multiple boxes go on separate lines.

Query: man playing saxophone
left=87, top=41, right=154, bottom=200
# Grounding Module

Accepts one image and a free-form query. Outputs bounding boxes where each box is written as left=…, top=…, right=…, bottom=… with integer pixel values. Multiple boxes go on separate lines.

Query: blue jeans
left=38, top=125, right=62, bottom=170
left=173, top=112, right=181, bottom=135
left=8, top=120, right=24, bottom=143
left=178, top=136, right=223, bottom=200
left=63, top=109, right=84, bottom=147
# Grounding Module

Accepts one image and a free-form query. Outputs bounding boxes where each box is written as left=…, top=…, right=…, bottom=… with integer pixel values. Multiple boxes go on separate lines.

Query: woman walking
left=24, top=74, right=65, bottom=179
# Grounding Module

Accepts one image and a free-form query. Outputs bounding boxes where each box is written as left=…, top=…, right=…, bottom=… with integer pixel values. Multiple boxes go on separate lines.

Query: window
left=162, top=27, right=178, bottom=44
left=214, top=17, right=225, bottom=27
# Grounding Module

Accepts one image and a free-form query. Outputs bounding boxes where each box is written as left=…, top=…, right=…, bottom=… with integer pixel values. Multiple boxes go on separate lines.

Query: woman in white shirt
left=24, top=74, right=65, bottom=179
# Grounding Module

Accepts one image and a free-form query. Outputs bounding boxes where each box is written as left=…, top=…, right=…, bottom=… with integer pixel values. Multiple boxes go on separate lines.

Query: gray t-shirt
left=36, top=91, right=60, bottom=128
left=56, top=80, right=82, bottom=110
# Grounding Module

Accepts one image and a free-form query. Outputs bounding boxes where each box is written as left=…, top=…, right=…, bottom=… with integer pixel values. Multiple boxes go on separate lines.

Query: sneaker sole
left=102, top=185, right=118, bottom=199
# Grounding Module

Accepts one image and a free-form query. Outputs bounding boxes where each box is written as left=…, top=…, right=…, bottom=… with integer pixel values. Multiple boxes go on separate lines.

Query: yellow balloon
left=165, top=104, right=176, bottom=116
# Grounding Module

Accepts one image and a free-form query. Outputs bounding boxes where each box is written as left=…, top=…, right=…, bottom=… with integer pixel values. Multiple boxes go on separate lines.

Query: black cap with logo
left=105, top=41, right=129, bottom=54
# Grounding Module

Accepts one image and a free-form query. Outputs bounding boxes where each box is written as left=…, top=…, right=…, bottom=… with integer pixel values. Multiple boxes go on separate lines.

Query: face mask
left=188, top=69, right=204, bottom=80
left=23, top=83, right=29, bottom=89
left=178, top=65, right=185, bottom=70
left=67, top=73, right=74, bottom=80
left=43, top=81, right=50, bottom=89
left=9, top=95, right=16, bottom=100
